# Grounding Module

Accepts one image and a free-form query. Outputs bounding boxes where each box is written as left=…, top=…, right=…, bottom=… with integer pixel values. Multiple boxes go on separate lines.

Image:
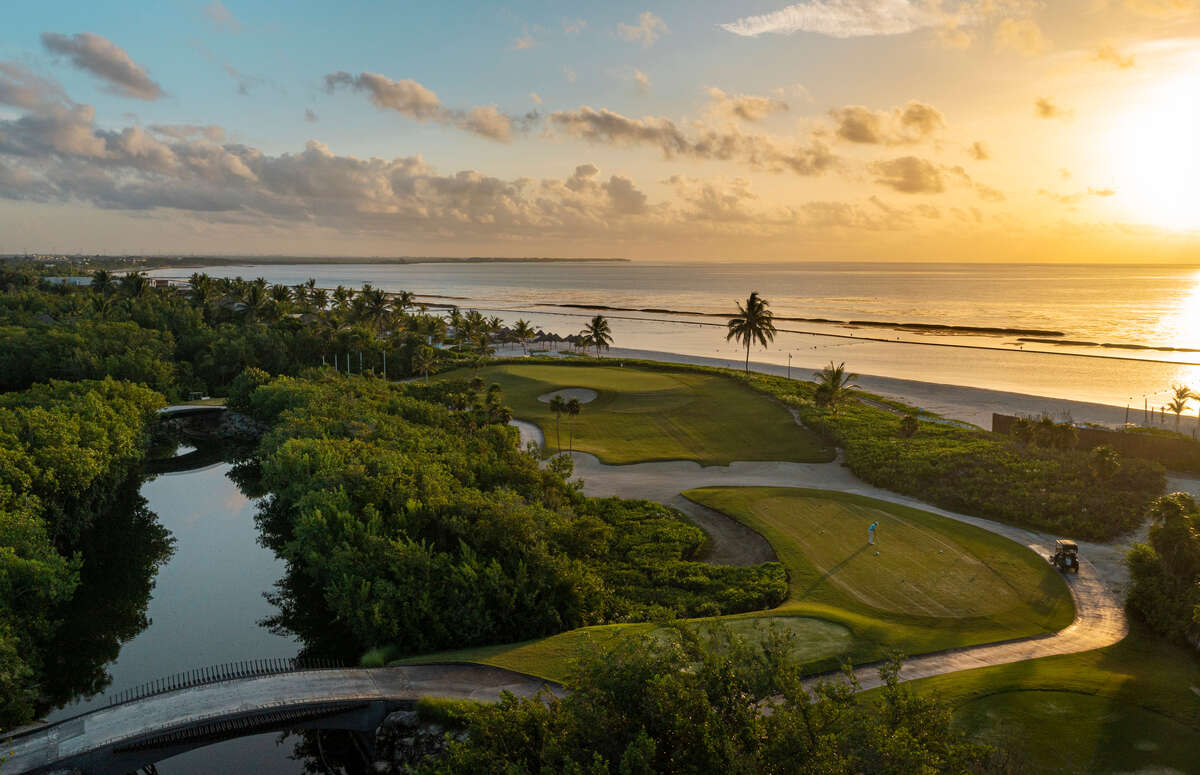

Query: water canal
left=47, top=449, right=306, bottom=773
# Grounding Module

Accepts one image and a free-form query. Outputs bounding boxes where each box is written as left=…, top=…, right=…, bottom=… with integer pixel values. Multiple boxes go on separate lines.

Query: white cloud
left=617, top=12, right=669, bottom=47
left=203, top=1, right=242, bottom=32
left=720, top=0, right=939, bottom=39
left=633, top=70, right=651, bottom=95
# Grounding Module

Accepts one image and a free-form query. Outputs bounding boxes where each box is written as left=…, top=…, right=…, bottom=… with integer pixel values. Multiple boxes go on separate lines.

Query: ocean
left=146, top=261, right=1200, bottom=414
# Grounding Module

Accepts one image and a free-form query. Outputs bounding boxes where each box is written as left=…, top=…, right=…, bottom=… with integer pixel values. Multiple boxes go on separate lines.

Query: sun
left=1106, top=64, right=1200, bottom=232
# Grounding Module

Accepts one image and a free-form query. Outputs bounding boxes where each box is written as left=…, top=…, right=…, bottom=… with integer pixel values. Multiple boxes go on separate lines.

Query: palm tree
left=412, top=345, right=437, bottom=384
left=580, top=315, right=613, bottom=357
left=118, top=271, right=150, bottom=298
left=726, top=291, right=776, bottom=373
left=549, top=394, right=566, bottom=453
left=513, top=319, right=535, bottom=355
left=472, top=331, right=494, bottom=374
left=90, top=268, right=114, bottom=294
left=270, top=284, right=292, bottom=305
left=812, top=361, right=859, bottom=413
left=565, top=397, right=581, bottom=452
left=310, top=287, right=329, bottom=311
left=1168, top=384, right=1192, bottom=431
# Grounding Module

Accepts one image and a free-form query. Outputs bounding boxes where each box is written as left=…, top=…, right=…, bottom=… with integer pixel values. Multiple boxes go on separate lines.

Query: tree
left=513, top=319, right=535, bottom=355
left=1009, top=416, right=1034, bottom=445
left=900, top=413, right=918, bottom=438
left=118, top=271, right=150, bottom=298
left=565, top=397, right=581, bottom=451
left=471, top=332, right=494, bottom=374
left=726, top=291, right=776, bottom=373
left=1090, top=444, right=1121, bottom=480
left=90, top=269, right=114, bottom=294
left=812, top=361, right=859, bottom=413
left=411, top=346, right=437, bottom=384
left=549, top=394, right=566, bottom=453
left=416, top=626, right=992, bottom=775
left=1168, top=384, right=1193, bottom=432
left=580, top=315, right=613, bottom=357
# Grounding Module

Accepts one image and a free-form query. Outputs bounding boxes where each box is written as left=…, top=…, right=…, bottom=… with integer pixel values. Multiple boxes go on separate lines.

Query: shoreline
left=601, top=346, right=1175, bottom=431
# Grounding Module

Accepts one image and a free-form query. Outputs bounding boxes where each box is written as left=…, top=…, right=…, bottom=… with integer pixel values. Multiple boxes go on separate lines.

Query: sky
left=0, top=0, right=1199, bottom=261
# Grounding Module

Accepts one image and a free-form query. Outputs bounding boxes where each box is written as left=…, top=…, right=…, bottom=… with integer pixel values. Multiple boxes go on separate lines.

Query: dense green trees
left=415, top=626, right=995, bottom=774
left=247, top=373, right=785, bottom=657
left=1126, top=493, right=1200, bottom=647
left=0, top=378, right=163, bottom=728
left=0, top=271, right=459, bottom=399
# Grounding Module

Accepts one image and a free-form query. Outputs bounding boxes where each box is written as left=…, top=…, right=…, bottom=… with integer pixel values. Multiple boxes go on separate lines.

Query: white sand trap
left=538, top=388, right=598, bottom=404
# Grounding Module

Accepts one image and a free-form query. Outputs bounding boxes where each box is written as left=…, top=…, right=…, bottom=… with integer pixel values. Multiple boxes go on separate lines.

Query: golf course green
left=399, top=487, right=1074, bottom=680
left=682, top=487, right=1075, bottom=657
left=439, top=361, right=833, bottom=465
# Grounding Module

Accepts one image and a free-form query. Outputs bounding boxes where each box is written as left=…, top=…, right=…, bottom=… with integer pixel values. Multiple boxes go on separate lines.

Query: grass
left=885, top=623, right=1200, bottom=774
left=437, top=361, right=833, bottom=466
left=395, top=615, right=854, bottom=684
left=399, top=488, right=1073, bottom=682
left=682, top=488, right=1075, bottom=660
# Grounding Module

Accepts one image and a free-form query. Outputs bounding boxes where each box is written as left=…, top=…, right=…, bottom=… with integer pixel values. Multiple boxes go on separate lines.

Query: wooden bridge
left=4, top=664, right=558, bottom=774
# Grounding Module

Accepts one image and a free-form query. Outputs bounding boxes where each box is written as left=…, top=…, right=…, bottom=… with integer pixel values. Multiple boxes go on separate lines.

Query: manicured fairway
left=395, top=615, right=853, bottom=684
left=683, top=487, right=1075, bottom=657
left=889, top=625, right=1200, bottom=774
left=438, top=362, right=833, bottom=465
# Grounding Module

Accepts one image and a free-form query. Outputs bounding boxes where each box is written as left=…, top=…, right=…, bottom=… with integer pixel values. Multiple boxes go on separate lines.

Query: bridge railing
left=108, top=657, right=345, bottom=707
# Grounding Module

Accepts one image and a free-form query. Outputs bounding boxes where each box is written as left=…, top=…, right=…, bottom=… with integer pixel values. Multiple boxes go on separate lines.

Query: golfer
left=868, top=521, right=878, bottom=545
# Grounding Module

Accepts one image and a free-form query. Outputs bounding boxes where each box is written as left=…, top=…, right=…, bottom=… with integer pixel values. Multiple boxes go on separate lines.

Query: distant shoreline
left=14, top=255, right=631, bottom=269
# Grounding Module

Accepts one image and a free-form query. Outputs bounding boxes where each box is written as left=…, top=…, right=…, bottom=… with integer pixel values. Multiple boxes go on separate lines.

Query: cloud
left=829, top=100, right=945, bottom=144
left=617, top=12, right=669, bottom=47
left=564, top=66, right=577, bottom=83
left=967, top=141, right=991, bottom=160
left=706, top=88, right=789, bottom=122
left=323, top=71, right=522, bottom=141
left=993, top=17, right=1049, bottom=55
left=530, top=92, right=542, bottom=104
left=1094, top=42, right=1135, bottom=68
left=1034, top=96, right=1072, bottom=119
left=633, top=70, right=651, bottom=95
left=1122, top=0, right=1198, bottom=16
left=720, top=0, right=940, bottom=39
left=510, top=35, right=536, bottom=50
left=149, top=124, right=226, bottom=142
left=563, top=18, right=588, bottom=35
left=41, top=32, right=165, bottom=100
left=549, top=105, right=838, bottom=175
left=975, top=183, right=1005, bottom=201
left=0, top=62, right=70, bottom=111
left=869, top=156, right=948, bottom=193
left=1039, top=186, right=1118, bottom=205
left=304, top=108, right=319, bottom=123
left=224, top=62, right=264, bottom=96
left=203, top=1, right=242, bottom=32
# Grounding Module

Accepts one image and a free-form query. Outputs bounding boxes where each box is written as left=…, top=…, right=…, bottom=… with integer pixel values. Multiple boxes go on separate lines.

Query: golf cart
left=1050, top=539, right=1079, bottom=573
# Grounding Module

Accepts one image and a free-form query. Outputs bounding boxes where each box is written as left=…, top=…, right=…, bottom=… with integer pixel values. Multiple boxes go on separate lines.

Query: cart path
left=510, top=419, right=1129, bottom=688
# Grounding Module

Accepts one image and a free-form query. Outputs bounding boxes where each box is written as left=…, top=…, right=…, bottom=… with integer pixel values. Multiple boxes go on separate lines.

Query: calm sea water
left=148, top=261, right=1200, bottom=411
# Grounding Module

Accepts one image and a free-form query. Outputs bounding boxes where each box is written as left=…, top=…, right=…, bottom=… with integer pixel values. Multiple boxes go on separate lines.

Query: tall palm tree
left=332, top=285, right=352, bottom=313
left=580, top=315, right=613, bottom=357
left=270, top=284, right=292, bottom=305
left=412, top=345, right=437, bottom=384
left=118, top=271, right=150, bottom=298
left=1168, top=384, right=1192, bottom=431
left=812, top=361, right=859, bottom=413
left=472, top=331, right=494, bottom=374
left=565, top=397, right=581, bottom=452
left=513, top=319, right=535, bottom=355
left=392, top=290, right=415, bottom=313
left=309, top=287, right=329, bottom=311
left=90, top=268, right=114, bottom=294
left=726, top=291, right=775, bottom=374
left=549, top=394, right=566, bottom=453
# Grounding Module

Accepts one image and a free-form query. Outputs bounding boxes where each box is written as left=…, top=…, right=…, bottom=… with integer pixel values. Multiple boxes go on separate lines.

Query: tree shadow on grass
left=796, top=544, right=869, bottom=601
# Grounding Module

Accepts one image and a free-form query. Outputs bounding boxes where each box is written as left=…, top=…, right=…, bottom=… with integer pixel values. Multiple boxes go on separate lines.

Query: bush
left=226, top=366, right=271, bottom=412
left=1126, top=493, right=1200, bottom=647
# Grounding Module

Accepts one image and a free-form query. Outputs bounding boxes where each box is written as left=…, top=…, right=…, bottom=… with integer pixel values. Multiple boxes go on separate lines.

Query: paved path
left=512, top=418, right=1129, bottom=689
left=4, top=665, right=557, bottom=774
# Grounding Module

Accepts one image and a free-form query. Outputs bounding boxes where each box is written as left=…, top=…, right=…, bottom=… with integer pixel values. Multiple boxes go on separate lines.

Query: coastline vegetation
left=246, top=372, right=786, bottom=659
left=0, top=378, right=163, bottom=727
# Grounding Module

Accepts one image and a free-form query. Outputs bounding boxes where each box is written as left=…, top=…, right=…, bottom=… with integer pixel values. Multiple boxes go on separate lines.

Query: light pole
left=787, top=353, right=792, bottom=380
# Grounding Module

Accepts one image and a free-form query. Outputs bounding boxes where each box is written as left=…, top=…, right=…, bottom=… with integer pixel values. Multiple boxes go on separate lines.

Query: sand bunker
left=538, top=388, right=598, bottom=404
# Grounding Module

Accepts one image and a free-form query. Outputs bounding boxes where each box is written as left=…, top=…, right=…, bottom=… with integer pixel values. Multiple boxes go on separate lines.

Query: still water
left=148, top=261, right=1200, bottom=411
left=50, top=458, right=304, bottom=773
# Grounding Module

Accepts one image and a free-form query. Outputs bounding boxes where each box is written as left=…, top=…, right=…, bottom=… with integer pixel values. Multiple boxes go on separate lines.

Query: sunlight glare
left=1107, top=63, right=1200, bottom=232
